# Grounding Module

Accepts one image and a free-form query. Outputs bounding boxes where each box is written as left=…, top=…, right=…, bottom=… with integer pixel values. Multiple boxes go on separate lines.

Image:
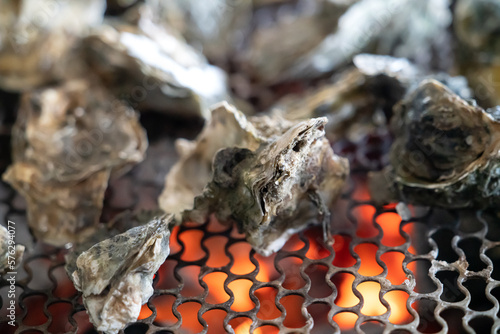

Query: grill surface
left=1, top=113, right=500, bottom=334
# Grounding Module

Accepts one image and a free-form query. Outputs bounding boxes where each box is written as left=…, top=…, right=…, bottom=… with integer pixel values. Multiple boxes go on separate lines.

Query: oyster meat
left=66, top=214, right=171, bottom=334
left=0, top=0, right=106, bottom=91
left=160, top=102, right=349, bottom=255
left=369, top=79, right=500, bottom=208
left=0, top=224, right=24, bottom=275
left=84, top=8, right=230, bottom=119
left=2, top=79, right=147, bottom=246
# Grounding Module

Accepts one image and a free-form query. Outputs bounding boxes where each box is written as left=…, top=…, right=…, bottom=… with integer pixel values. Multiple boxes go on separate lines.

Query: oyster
left=84, top=8, right=230, bottom=119
left=273, top=54, right=471, bottom=143
left=160, top=102, right=349, bottom=255
left=66, top=214, right=171, bottom=334
left=369, top=79, right=500, bottom=208
left=2, top=79, right=147, bottom=246
left=0, top=0, right=106, bottom=91
left=0, top=224, right=24, bottom=275
left=287, top=0, right=452, bottom=79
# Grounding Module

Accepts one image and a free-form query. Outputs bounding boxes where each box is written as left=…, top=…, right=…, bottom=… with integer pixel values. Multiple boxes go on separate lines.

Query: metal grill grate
left=1, top=122, right=500, bottom=334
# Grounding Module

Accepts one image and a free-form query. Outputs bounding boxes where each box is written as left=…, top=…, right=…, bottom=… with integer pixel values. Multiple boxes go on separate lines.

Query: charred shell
left=160, top=102, right=349, bottom=255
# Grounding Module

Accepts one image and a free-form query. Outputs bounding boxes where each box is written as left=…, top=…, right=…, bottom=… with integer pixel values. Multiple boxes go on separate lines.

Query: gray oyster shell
left=160, top=102, right=349, bottom=255
left=273, top=54, right=471, bottom=143
left=287, top=0, right=452, bottom=79
left=369, top=79, right=500, bottom=208
left=2, top=79, right=147, bottom=246
left=0, top=0, right=106, bottom=91
left=66, top=214, right=171, bottom=334
left=84, top=9, right=230, bottom=119
left=0, top=224, right=24, bottom=275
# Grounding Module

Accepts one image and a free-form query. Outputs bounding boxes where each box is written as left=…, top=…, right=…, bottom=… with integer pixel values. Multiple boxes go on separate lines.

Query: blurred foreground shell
left=0, top=0, right=106, bottom=91
left=66, top=214, right=171, bottom=334
left=369, top=79, right=500, bottom=208
left=160, top=102, right=349, bottom=255
left=84, top=8, right=230, bottom=119
left=0, top=224, right=24, bottom=275
left=2, top=79, right=147, bottom=246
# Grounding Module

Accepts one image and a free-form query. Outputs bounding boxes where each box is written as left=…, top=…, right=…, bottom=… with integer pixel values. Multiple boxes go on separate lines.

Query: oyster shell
left=369, top=79, right=500, bottom=208
left=160, top=102, right=349, bottom=255
left=0, top=0, right=106, bottom=91
left=84, top=9, right=230, bottom=119
left=2, top=79, right=147, bottom=246
left=0, top=224, right=24, bottom=275
left=287, top=0, right=452, bottom=79
left=273, top=54, right=471, bottom=143
left=66, top=214, right=171, bottom=334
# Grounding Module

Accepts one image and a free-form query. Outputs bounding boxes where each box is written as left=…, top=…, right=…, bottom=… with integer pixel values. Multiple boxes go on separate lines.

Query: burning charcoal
left=0, top=0, right=106, bottom=91
left=287, top=0, right=452, bottom=79
left=2, top=79, right=147, bottom=246
left=369, top=79, right=500, bottom=208
left=66, top=214, right=171, bottom=334
left=0, top=224, right=24, bottom=274
left=160, top=102, right=349, bottom=255
left=84, top=9, right=230, bottom=119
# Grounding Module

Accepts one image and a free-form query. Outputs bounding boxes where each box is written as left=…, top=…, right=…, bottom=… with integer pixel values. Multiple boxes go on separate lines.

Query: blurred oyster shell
left=2, top=79, right=147, bottom=246
left=0, top=224, right=24, bottom=274
left=369, top=79, right=500, bottom=208
left=84, top=9, right=230, bottom=119
left=66, top=214, right=171, bottom=334
left=273, top=55, right=471, bottom=143
left=0, top=0, right=106, bottom=91
left=287, top=0, right=452, bottom=79
left=160, top=102, right=349, bottom=255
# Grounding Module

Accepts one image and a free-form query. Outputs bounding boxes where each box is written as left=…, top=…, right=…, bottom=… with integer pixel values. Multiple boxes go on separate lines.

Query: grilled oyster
left=84, top=8, right=230, bottom=119
left=2, top=79, right=147, bottom=246
left=160, top=102, right=349, bottom=255
left=369, top=79, right=500, bottom=208
left=0, top=0, right=105, bottom=91
left=0, top=224, right=24, bottom=275
left=67, top=214, right=171, bottom=334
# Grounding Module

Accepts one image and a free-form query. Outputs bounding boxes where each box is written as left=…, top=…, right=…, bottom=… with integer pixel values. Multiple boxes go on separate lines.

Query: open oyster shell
left=2, top=79, right=147, bottom=246
left=160, top=102, right=349, bottom=255
left=66, top=214, right=171, bottom=334
left=0, top=0, right=106, bottom=91
left=0, top=224, right=24, bottom=275
left=369, top=79, right=500, bottom=208
left=84, top=8, right=230, bottom=119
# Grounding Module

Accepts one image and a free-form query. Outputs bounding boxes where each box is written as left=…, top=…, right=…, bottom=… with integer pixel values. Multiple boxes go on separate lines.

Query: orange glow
left=179, top=230, right=206, bottom=261
left=376, top=213, right=405, bottom=246
left=169, top=225, right=181, bottom=254
left=381, top=251, right=407, bottom=285
left=358, top=281, right=386, bottom=316
left=333, top=273, right=359, bottom=308
left=305, top=228, right=329, bottom=259
left=280, top=295, right=307, bottom=328
left=355, top=243, right=383, bottom=276
left=354, top=205, right=378, bottom=238
left=255, top=253, right=279, bottom=282
left=282, top=233, right=305, bottom=252
left=234, top=318, right=252, bottom=334
left=178, top=302, right=203, bottom=333
left=203, top=309, right=227, bottom=334
left=138, top=304, right=152, bottom=320
left=384, top=290, right=413, bottom=324
left=255, top=287, right=280, bottom=320
left=203, top=272, right=230, bottom=304
left=151, top=294, right=177, bottom=325
left=332, top=235, right=356, bottom=267
left=205, top=236, right=230, bottom=267
left=228, top=279, right=255, bottom=312
left=332, top=312, right=358, bottom=330
left=229, top=242, right=255, bottom=275
left=333, top=203, right=414, bottom=330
